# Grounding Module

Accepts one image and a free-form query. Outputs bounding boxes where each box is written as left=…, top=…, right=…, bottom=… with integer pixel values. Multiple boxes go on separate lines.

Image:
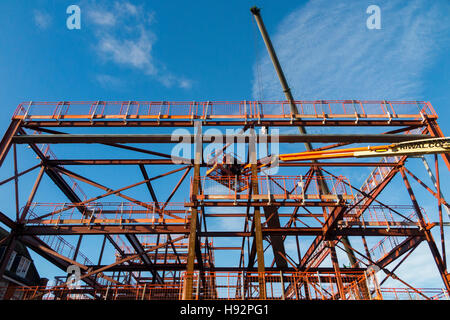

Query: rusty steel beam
left=376, top=236, right=423, bottom=268
left=187, top=201, right=347, bottom=207
left=161, top=167, right=191, bottom=211
left=0, top=210, right=16, bottom=229
left=80, top=235, right=186, bottom=282
left=435, top=154, right=447, bottom=269
left=299, top=205, right=348, bottom=268
left=20, top=225, right=426, bottom=237
left=329, top=244, right=345, bottom=299
left=0, top=119, right=21, bottom=166
left=23, top=119, right=431, bottom=128
left=322, top=205, right=348, bottom=238
left=262, top=205, right=287, bottom=269
left=84, top=264, right=366, bottom=273
left=12, top=133, right=431, bottom=144
left=183, top=123, right=202, bottom=300
left=46, top=159, right=400, bottom=167
left=139, top=165, right=161, bottom=206
left=18, top=166, right=45, bottom=222
left=0, top=162, right=42, bottom=186
left=27, top=126, right=194, bottom=164
left=20, top=235, right=107, bottom=288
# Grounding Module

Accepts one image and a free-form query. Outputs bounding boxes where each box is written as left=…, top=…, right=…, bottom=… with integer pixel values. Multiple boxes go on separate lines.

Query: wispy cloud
left=252, top=0, right=450, bottom=101
left=98, top=28, right=157, bottom=74
left=33, top=10, right=52, bottom=30
left=95, top=74, right=123, bottom=88
left=86, top=9, right=116, bottom=27
left=86, top=1, right=192, bottom=89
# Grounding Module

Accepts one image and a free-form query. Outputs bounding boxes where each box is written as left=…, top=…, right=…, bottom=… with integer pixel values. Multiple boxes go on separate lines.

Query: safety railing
left=351, top=126, right=425, bottom=209
left=12, top=100, right=437, bottom=122
left=15, top=283, right=183, bottom=300
left=380, top=288, right=450, bottom=300
left=24, top=211, right=95, bottom=268
left=24, top=202, right=190, bottom=227
left=367, top=208, right=429, bottom=263
left=35, top=139, right=87, bottom=201
left=343, top=205, right=429, bottom=228
left=8, top=283, right=450, bottom=300
left=352, top=157, right=401, bottom=207
left=115, top=236, right=213, bottom=264
left=196, top=175, right=354, bottom=202
left=180, top=271, right=379, bottom=300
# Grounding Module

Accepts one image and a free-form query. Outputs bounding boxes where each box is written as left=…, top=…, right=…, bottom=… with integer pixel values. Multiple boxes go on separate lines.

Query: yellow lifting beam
left=278, top=137, right=450, bottom=162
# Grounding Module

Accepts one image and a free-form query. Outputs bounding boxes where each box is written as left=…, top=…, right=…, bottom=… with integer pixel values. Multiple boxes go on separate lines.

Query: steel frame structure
left=0, top=99, right=449, bottom=300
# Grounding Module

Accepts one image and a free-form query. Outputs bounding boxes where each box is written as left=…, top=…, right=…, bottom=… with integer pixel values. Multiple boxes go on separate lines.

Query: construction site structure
left=0, top=97, right=448, bottom=300
left=0, top=8, right=449, bottom=301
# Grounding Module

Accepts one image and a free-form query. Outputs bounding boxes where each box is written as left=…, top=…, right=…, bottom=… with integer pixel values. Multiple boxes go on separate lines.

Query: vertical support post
left=364, top=271, right=373, bottom=300
left=104, top=283, right=110, bottom=300
left=421, top=156, right=450, bottom=218
left=95, top=235, right=107, bottom=282
left=183, top=122, right=202, bottom=300
left=371, top=270, right=382, bottom=299
left=435, top=154, right=446, bottom=269
left=329, top=243, right=346, bottom=300
left=249, top=127, right=266, bottom=299
left=241, top=272, right=245, bottom=300
left=13, top=144, right=20, bottom=222
left=141, top=283, right=146, bottom=300
left=195, top=272, right=200, bottom=300
left=73, top=235, right=83, bottom=261
left=280, top=271, right=285, bottom=300
left=316, top=271, right=324, bottom=299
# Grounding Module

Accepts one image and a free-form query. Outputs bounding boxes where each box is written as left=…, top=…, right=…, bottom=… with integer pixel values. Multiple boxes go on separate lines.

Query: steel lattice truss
left=0, top=100, right=449, bottom=300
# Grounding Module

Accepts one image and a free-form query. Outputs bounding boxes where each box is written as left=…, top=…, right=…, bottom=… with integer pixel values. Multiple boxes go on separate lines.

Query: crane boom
left=278, top=137, right=450, bottom=162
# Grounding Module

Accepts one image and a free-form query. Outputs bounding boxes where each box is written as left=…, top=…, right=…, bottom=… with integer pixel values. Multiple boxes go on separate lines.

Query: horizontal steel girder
left=22, top=119, right=431, bottom=127
left=20, top=225, right=426, bottom=237
left=46, top=159, right=399, bottom=167
left=12, top=133, right=430, bottom=144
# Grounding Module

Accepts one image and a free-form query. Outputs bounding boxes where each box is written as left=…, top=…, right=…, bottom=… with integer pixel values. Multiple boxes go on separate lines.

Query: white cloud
left=87, top=10, right=116, bottom=26
left=98, top=30, right=157, bottom=74
left=95, top=74, right=123, bottom=88
left=252, top=0, right=450, bottom=101
left=114, top=2, right=139, bottom=16
left=179, top=79, right=193, bottom=89
left=33, top=10, right=52, bottom=30
left=87, top=1, right=191, bottom=89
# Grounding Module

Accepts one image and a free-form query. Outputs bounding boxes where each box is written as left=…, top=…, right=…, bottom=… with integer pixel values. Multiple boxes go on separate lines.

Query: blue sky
left=0, top=0, right=450, bottom=294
